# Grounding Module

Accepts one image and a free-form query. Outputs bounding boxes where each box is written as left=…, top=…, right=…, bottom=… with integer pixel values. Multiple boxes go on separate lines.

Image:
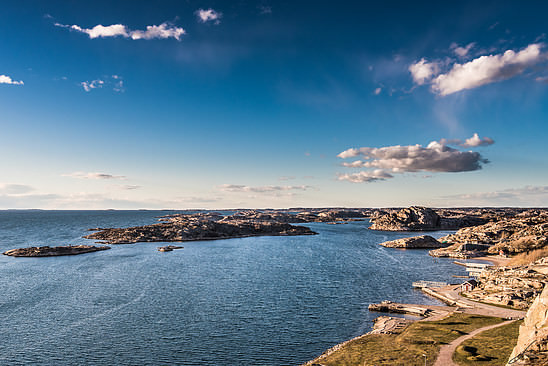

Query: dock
left=412, top=280, right=448, bottom=288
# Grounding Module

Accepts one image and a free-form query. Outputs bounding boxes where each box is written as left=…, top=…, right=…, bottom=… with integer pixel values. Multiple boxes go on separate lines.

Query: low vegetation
left=506, top=248, right=548, bottom=266
left=311, top=314, right=504, bottom=366
left=452, top=320, right=521, bottom=366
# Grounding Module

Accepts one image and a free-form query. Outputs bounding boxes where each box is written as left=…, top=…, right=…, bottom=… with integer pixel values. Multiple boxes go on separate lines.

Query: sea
left=0, top=210, right=470, bottom=365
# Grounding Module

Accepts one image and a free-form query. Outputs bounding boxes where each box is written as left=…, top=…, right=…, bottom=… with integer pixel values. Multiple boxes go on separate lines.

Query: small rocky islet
left=3, top=245, right=110, bottom=257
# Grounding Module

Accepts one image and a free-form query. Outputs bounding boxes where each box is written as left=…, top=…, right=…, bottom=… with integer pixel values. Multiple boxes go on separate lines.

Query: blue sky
left=1, top=0, right=547, bottom=209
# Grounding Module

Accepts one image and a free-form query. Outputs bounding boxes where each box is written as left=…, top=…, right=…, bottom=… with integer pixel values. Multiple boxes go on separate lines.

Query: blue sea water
left=0, top=210, right=468, bottom=365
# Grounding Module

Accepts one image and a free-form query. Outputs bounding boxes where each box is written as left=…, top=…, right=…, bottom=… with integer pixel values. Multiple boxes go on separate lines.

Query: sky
left=1, top=0, right=547, bottom=209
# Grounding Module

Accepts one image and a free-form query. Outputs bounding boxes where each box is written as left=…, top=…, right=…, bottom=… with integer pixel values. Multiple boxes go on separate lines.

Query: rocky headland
left=379, top=235, right=447, bottom=249
left=85, top=211, right=318, bottom=244
left=3, top=245, right=110, bottom=257
left=430, top=212, right=548, bottom=258
left=369, top=206, right=489, bottom=231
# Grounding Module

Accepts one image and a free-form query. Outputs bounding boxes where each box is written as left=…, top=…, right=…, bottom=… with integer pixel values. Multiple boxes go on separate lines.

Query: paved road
left=444, top=286, right=525, bottom=318
left=433, top=320, right=515, bottom=366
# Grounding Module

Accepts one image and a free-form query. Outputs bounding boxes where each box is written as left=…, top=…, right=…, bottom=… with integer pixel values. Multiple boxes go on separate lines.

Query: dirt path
left=433, top=320, right=515, bottom=366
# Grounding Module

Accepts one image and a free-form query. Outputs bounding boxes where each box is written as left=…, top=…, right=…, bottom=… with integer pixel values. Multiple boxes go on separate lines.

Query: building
left=460, top=279, right=478, bottom=292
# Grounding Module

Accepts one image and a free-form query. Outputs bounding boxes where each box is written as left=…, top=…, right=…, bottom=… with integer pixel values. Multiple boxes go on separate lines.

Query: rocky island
left=85, top=211, right=318, bottom=244
left=379, top=234, right=448, bottom=249
left=3, top=245, right=110, bottom=257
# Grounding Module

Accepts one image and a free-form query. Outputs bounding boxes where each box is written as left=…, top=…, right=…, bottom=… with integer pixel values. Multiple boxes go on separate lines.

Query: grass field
left=452, top=320, right=521, bottom=366
left=311, top=313, right=504, bottom=366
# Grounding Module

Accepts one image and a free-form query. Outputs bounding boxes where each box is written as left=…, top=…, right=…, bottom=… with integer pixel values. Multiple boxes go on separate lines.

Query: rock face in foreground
left=85, top=212, right=317, bottom=244
left=379, top=235, right=446, bottom=249
left=507, top=284, right=548, bottom=365
left=430, top=214, right=548, bottom=258
left=3, top=245, right=110, bottom=257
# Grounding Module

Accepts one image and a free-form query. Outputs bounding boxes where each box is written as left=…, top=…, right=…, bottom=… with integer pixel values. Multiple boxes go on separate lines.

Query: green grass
left=452, top=320, right=522, bottom=366
left=312, top=313, right=504, bottom=366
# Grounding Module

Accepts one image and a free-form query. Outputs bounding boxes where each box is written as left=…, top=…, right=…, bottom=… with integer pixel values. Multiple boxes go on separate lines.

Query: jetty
left=368, top=300, right=450, bottom=318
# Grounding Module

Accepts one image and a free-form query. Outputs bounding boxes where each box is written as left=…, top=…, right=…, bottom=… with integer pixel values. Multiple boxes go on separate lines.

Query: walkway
left=433, top=320, right=515, bottom=366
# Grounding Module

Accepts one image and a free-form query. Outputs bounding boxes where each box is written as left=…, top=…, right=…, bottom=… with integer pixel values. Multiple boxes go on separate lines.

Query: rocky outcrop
left=369, top=206, right=489, bottom=231
left=379, top=235, right=447, bottom=249
left=507, top=285, right=548, bottom=365
left=370, top=206, right=441, bottom=231
left=3, top=245, right=110, bottom=257
left=85, top=212, right=317, bottom=244
left=462, top=258, right=548, bottom=310
left=430, top=214, right=548, bottom=258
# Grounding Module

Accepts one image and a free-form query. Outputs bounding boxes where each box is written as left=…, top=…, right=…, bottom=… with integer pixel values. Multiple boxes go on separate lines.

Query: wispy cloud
left=337, top=170, right=393, bottom=183
left=410, top=43, right=546, bottom=96
left=0, top=74, right=24, bottom=85
left=55, top=22, right=185, bottom=41
left=0, top=184, right=34, bottom=195
left=218, top=184, right=311, bottom=193
left=63, top=172, right=126, bottom=180
left=81, top=79, right=104, bottom=92
left=195, top=8, right=222, bottom=24
left=119, top=185, right=141, bottom=190
left=442, top=185, right=548, bottom=206
left=258, top=5, right=272, bottom=14
left=337, top=134, right=493, bottom=183
left=80, top=75, right=124, bottom=92
left=451, top=42, right=476, bottom=57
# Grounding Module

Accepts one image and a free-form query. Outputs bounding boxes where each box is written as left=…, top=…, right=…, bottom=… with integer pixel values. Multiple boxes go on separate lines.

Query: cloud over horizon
left=55, top=22, right=185, bottom=40
left=218, top=184, right=311, bottom=193
left=338, top=134, right=493, bottom=183
left=63, top=172, right=126, bottom=180
left=410, top=43, right=546, bottom=96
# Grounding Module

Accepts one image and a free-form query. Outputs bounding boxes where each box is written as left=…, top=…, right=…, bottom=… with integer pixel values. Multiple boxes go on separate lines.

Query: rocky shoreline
left=3, top=245, right=110, bottom=257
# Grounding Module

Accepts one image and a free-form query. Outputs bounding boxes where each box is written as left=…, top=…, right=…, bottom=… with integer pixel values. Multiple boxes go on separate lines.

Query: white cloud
left=432, top=43, right=544, bottom=96
left=218, top=184, right=311, bottom=193
left=452, top=42, right=475, bottom=57
left=81, top=79, right=104, bottom=92
left=337, top=170, right=393, bottom=183
left=408, top=58, right=439, bottom=85
left=374, top=87, right=382, bottom=95
left=196, top=8, right=222, bottom=24
left=0, top=74, right=24, bottom=85
left=438, top=133, right=495, bottom=147
left=461, top=133, right=495, bottom=147
left=55, top=22, right=185, bottom=41
left=338, top=141, right=488, bottom=173
left=337, top=136, right=494, bottom=183
left=63, top=172, right=126, bottom=180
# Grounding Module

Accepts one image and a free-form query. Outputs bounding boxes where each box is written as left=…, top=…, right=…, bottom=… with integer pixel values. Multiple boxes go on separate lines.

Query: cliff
left=507, top=285, right=548, bottom=365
